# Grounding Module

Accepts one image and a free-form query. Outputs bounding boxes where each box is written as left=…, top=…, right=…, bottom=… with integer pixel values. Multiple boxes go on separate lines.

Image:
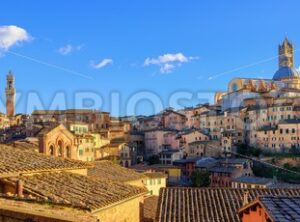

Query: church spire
left=278, top=37, right=294, bottom=68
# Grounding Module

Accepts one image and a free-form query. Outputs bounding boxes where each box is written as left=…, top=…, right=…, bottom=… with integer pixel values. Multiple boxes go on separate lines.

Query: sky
left=0, top=0, right=300, bottom=116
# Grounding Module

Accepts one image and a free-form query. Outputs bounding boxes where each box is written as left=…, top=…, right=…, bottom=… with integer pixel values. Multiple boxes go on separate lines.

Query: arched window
left=57, top=140, right=63, bottom=157
left=125, top=160, right=129, bottom=168
left=65, top=146, right=71, bottom=158
left=49, top=145, right=54, bottom=155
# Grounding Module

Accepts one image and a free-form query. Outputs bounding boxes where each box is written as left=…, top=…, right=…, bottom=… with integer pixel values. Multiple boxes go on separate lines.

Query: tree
left=236, top=144, right=261, bottom=157
left=147, top=155, right=160, bottom=165
left=191, top=170, right=210, bottom=187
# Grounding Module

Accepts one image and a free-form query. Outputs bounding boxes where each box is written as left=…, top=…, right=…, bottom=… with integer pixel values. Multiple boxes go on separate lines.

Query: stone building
left=238, top=196, right=300, bottom=222
left=209, top=158, right=253, bottom=187
left=32, top=109, right=111, bottom=132
left=143, top=172, right=167, bottom=196
left=156, top=187, right=300, bottom=222
left=5, top=71, right=16, bottom=118
left=38, top=124, right=76, bottom=159
left=0, top=145, right=148, bottom=222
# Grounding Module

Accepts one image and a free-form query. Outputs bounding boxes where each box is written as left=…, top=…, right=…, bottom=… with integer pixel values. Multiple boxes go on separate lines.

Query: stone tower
left=279, top=37, right=294, bottom=68
left=5, top=71, right=16, bottom=117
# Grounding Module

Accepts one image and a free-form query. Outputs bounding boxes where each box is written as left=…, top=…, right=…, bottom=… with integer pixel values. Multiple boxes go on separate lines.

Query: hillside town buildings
left=1, top=38, right=300, bottom=221
left=1, top=39, right=299, bottom=167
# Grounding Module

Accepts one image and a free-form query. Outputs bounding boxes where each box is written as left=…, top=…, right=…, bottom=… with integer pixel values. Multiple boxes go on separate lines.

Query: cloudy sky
left=1, top=0, right=300, bottom=115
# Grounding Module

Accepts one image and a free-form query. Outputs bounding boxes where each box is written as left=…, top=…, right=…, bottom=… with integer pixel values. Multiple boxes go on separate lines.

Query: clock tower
left=5, top=71, right=16, bottom=117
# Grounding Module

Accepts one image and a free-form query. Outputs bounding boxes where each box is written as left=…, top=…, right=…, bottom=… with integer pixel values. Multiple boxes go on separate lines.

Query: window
left=49, top=145, right=54, bottom=155
left=158, top=179, right=161, bottom=185
left=57, top=140, right=63, bottom=157
left=66, top=146, right=71, bottom=158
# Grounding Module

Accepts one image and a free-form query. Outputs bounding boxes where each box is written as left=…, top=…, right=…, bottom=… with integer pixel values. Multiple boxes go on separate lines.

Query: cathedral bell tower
left=5, top=71, right=16, bottom=117
left=279, top=37, right=294, bottom=68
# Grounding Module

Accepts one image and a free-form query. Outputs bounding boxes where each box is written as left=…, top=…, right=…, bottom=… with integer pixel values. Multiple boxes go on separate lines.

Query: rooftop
left=4, top=172, right=147, bottom=211
left=143, top=172, right=167, bottom=179
left=0, top=197, right=97, bottom=222
left=87, top=161, right=146, bottom=182
left=173, top=156, right=203, bottom=164
left=239, top=195, right=300, bottom=222
left=156, top=188, right=300, bottom=222
left=195, top=157, right=218, bottom=168
left=233, top=176, right=273, bottom=185
left=209, top=166, right=237, bottom=173
left=273, top=66, right=300, bottom=81
left=0, top=145, right=91, bottom=178
left=9, top=139, right=39, bottom=152
left=219, top=158, right=249, bottom=165
left=143, top=196, right=159, bottom=222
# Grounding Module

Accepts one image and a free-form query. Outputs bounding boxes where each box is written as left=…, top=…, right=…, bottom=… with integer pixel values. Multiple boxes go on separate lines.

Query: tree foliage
left=191, top=170, right=210, bottom=187
left=237, top=144, right=261, bottom=157
left=147, top=155, right=160, bottom=165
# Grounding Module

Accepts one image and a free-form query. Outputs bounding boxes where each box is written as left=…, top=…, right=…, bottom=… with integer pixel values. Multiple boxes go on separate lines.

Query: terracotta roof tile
left=144, top=196, right=159, bottom=222
left=5, top=172, right=147, bottom=211
left=156, top=188, right=300, bottom=222
left=0, top=145, right=91, bottom=177
left=0, top=197, right=97, bottom=222
left=258, top=196, right=300, bottom=221
left=87, top=161, right=146, bottom=182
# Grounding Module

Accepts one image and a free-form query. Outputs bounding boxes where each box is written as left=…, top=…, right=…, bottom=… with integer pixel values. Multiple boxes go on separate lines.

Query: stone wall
left=0, top=209, right=72, bottom=222
left=94, top=195, right=144, bottom=222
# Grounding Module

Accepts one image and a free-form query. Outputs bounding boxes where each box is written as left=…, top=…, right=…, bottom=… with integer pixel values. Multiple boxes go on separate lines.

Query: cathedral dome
left=273, top=66, right=300, bottom=80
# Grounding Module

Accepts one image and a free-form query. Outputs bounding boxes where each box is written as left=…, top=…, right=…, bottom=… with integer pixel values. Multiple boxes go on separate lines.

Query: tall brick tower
left=279, top=37, right=294, bottom=68
left=5, top=71, right=16, bottom=117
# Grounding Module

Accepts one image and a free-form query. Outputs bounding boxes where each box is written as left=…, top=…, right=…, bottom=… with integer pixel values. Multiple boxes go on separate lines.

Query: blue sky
left=0, top=0, right=300, bottom=116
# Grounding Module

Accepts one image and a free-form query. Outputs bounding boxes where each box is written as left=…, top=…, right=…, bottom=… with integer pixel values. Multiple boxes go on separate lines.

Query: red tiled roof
left=4, top=172, right=147, bottom=211
left=156, top=187, right=300, bottom=222
left=0, top=145, right=91, bottom=177
left=88, top=161, right=146, bottom=182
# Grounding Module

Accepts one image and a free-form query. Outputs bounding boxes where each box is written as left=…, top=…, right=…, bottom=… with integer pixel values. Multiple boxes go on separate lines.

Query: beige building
left=143, top=172, right=167, bottom=196
left=255, top=120, right=300, bottom=152
left=38, top=124, right=76, bottom=159
left=75, top=134, right=96, bottom=161
left=0, top=145, right=148, bottom=222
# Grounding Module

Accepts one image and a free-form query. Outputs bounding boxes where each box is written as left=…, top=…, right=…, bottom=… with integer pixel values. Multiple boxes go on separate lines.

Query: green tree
left=147, top=155, right=160, bottom=165
left=191, top=170, right=210, bottom=187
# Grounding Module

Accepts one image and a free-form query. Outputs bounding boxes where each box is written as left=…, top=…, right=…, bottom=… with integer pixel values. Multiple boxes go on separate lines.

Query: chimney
left=243, top=191, right=249, bottom=205
left=16, top=179, right=24, bottom=197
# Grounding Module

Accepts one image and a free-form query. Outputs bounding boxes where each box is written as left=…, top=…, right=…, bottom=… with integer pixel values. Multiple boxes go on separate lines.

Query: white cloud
left=58, top=44, right=83, bottom=55
left=144, top=53, right=198, bottom=74
left=91, top=58, right=113, bottom=69
left=160, top=63, right=176, bottom=74
left=0, top=25, right=30, bottom=50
